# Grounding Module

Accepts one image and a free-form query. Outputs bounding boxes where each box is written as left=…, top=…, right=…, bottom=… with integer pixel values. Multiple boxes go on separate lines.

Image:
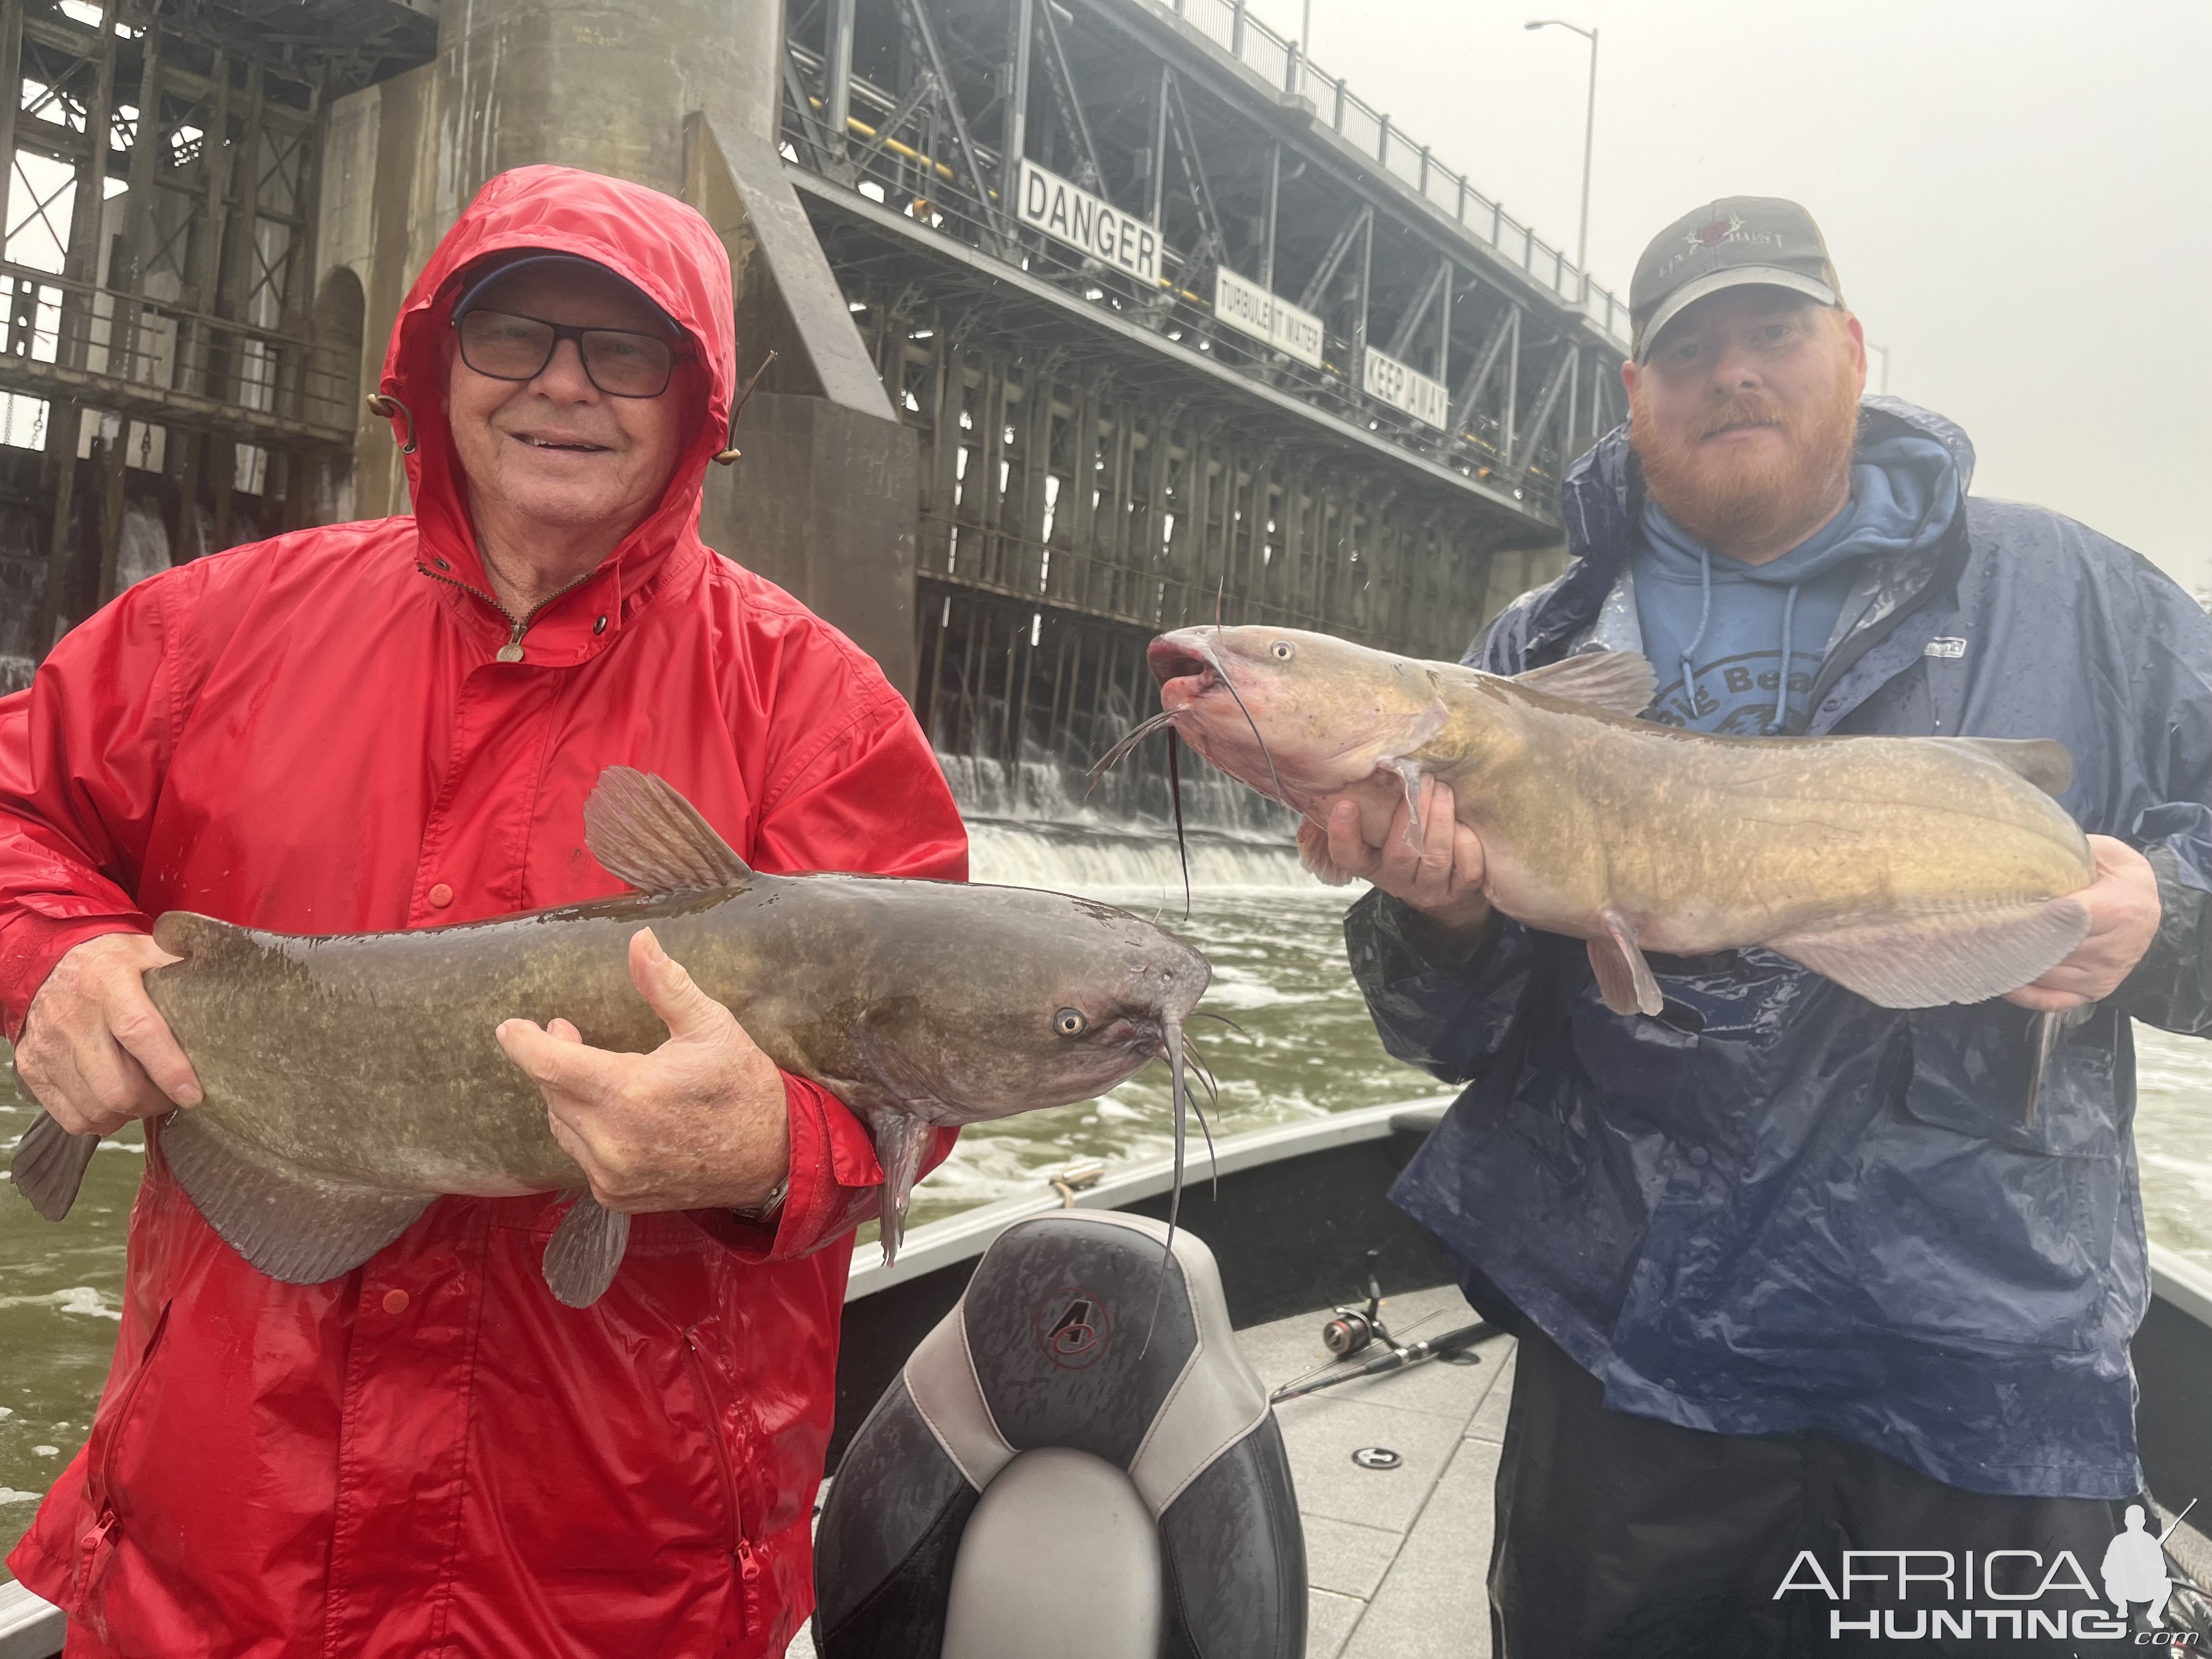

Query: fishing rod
left=2160, top=1498, right=2199, bottom=1547
left=1268, top=1249, right=1498, bottom=1404
left=1270, top=1318, right=1497, bottom=1404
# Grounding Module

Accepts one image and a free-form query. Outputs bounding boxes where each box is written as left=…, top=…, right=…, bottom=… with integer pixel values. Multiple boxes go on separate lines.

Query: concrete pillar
left=432, top=0, right=784, bottom=201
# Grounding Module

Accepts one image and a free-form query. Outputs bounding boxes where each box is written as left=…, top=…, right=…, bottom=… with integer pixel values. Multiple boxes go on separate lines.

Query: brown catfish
left=10, top=769, right=1210, bottom=1306
left=1131, top=625, right=2093, bottom=1021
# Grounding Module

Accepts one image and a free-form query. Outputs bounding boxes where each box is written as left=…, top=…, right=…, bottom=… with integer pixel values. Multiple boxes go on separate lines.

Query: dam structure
left=0, top=0, right=1620, bottom=828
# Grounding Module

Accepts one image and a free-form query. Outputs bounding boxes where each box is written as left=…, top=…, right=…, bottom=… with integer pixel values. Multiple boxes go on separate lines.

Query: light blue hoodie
left=1633, top=431, right=1959, bottom=733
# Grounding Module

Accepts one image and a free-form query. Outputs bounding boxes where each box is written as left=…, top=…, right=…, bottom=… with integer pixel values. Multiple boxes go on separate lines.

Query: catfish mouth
left=1147, top=638, right=1218, bottom=711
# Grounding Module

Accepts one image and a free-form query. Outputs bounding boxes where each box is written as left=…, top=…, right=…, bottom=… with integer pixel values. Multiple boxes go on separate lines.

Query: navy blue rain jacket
left=1356, top=398, right=2212, bottom=1498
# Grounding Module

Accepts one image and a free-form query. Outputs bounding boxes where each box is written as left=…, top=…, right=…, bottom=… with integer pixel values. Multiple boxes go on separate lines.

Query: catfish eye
left=1054, top=1008, right=1088, bottom=1037
left=1270, top=640, right=1295, bottom=661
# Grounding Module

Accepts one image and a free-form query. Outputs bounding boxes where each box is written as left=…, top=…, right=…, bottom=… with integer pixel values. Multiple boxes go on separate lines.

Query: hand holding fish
left=1298, top=777, right=1494, bottom=939
left=2001, top=836, right=2160, bottom=1013
left=496, top=927, right=791, bottom=1214
left=18, top=932, right=202, bottom=1136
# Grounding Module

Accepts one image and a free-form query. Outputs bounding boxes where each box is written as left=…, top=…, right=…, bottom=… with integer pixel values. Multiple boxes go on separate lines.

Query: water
left=4, top=830, right=2212, bottom=1577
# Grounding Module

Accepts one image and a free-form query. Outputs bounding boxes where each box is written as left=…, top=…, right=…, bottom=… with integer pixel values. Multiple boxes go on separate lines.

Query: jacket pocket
left=73, top=1299, right=172, bottom=1616
left=681, top=1327, right=764, bottom=1619
left=1900, top=1004, right=2120, bottom=1159
left=1859, top=1008, right=2125, bottom=1353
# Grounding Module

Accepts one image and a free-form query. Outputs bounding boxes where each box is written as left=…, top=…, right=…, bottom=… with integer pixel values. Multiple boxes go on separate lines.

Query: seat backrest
left=814, top=1212, right=1307, bottom=1658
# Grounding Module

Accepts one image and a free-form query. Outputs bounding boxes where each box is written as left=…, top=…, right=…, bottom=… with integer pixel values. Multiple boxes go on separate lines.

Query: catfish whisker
left=1167, top=729, right=1191, bottom=918
left=1188, top=1009, right=1248, bottom=1038
left=1086, top=709, right=1180, bottom=794
left=1188, top=1094, right=1220, bottom=1200
left=1201, top=642, right=1290, bottom=809
left=1179, top=1032, right=1221, bottom=1107
left=1141, top=1018, right=1188, bottom=1358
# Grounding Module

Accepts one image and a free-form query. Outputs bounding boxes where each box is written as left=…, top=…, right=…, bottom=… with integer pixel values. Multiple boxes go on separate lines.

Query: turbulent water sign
left=1362, top=347, right=1449, bottom=430
left=1017, top=160, right=1159, bottom=284
left=1212, top=267, right=1324, bottom=368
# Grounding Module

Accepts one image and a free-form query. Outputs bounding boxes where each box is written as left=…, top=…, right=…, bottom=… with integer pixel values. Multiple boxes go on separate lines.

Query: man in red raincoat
left=0, top=165, right=964, bottom=1656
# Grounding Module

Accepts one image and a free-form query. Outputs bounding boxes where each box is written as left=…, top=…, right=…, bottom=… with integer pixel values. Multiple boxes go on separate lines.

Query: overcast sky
left=1284, top=0, right=2212, bottom=591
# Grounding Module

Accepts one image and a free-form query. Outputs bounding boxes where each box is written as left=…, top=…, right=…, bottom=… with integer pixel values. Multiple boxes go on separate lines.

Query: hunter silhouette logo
left=1773, top=1499, right=2200, bottom=1643
left=1035, top=1286, right=1111, bottom=1370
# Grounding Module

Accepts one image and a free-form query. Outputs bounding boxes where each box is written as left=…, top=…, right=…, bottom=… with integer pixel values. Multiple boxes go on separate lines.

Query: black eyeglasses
left=453, top=309, right=683, bottom=399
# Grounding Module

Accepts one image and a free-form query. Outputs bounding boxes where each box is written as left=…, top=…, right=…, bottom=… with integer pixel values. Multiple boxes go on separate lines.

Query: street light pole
left=1300, top=0, right=1313, bottom=94
left=1525, top=19, right=1598, bottom=286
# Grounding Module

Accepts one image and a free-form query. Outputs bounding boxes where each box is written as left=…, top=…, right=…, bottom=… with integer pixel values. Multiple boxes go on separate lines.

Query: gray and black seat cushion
left=814, top=1211, right=1306, bottom=1659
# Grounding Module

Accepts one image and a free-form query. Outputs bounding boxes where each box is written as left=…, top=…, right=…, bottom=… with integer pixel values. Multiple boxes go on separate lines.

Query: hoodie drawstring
left=1675, top=543, right=1803, bottom=733
left=1772, top=582, right=1801, bottom=735
left=1678, top=545, right=1714, bottom=724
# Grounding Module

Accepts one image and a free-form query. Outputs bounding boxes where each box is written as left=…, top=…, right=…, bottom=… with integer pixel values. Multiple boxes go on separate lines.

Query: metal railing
left=1164, top=0, right=1630, bottom=345
left=0, top=261, right=358, bottom=446
left=784, top=52, right=1573, bottom=508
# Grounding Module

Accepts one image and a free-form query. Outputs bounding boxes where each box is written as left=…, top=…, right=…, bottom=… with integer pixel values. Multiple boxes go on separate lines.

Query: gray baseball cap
left=1629, top=197, right=1844, bottom=363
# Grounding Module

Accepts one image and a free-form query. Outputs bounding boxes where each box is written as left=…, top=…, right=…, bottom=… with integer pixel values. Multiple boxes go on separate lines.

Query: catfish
left=11, top=768, right=1210, bottom=1306
left=1132, top=625, right=2093, bottom=1025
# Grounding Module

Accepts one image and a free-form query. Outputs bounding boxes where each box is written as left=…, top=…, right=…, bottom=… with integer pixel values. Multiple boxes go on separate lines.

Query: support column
left=999, top=0, right=1034, bottom=215
left=823, top=0, right=857, bottom=165
left=430, top=0, right=786, bottom=206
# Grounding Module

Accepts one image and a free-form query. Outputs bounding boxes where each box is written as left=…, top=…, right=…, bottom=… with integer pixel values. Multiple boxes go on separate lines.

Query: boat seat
left=814, top=1211, right=1306, bottom=1658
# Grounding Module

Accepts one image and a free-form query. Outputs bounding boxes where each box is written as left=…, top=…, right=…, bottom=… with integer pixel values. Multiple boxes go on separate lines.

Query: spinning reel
left=1320, top=1250, right=1393, bottom=1358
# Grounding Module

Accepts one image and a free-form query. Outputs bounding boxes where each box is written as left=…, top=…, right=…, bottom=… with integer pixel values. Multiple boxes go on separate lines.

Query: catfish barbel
left=10, top=768, right=1210, bottom=1307
left=1117, top=625, right=2093, bottom=1024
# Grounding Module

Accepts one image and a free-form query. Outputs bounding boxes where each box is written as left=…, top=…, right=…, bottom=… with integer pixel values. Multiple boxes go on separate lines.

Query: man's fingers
left=497, top=1018, right=624, bottom=1103
left=2005, top=984, right=2091, bottom=1014
left=1453, top=823, right=1487, bottom=889
left=107, top=989, right=201, bottom=1108
left=629, top=928, right=732, bottom=1042
left=548, top=1017, right=583, bottom=1045
left=1297, top=820, right=1355, bottom=887
left=1419, top=780, right=1457, bottom=871
left=1324, top=799, right=1381, bottom=877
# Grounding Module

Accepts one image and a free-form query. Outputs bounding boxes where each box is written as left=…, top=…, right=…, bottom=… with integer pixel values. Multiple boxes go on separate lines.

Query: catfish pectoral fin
left=1389, top=760, right=1429, bottom=848
left=160, top=1111, right=431, bottom=1284
left=2024, top=1003, right=2096, bottom=1130
left=10, top=1110, right=99, bottom=1222
left=1512, top=649, right=1658, bottom=715
left=1770, top=894, right=2094, bottom=1009
left=1588, top=911, right=1663, bottom=1017
left=543, top=1190, right=630, bottom=1308
left=869, top=1113, right=935, bottom=1268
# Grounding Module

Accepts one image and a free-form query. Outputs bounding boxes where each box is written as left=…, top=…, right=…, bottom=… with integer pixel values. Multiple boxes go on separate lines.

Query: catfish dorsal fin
left=1931, top=737, right=2074, bottom=799
left=1513, top=649, right=1658, bottom=716
left=583, top=767, right=754, bottom=896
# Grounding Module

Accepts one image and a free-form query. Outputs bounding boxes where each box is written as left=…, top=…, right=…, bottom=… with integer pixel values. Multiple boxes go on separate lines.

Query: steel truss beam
left=6, top=0, right=386, bottom=659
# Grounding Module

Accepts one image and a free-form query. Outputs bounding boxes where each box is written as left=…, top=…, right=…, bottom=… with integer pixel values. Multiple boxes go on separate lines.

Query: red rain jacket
left=1, top=166, right=964, bottom=1656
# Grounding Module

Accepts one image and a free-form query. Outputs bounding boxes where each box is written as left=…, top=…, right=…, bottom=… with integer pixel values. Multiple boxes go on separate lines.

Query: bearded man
left=1313, top=198, right=2212, bottom=1654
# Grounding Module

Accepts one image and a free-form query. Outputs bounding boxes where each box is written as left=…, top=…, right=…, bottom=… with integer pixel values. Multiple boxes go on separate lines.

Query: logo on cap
left=1691, top=212, right=1746, bottom=249
left=1036, top=1286, right=1112, bottom=1369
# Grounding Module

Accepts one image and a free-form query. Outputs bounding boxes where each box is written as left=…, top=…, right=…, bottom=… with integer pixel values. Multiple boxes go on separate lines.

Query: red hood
left=376, top=165, right=737, bottom=636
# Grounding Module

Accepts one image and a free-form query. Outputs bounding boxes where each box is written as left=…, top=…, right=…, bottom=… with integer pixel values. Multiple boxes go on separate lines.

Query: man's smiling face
left=445, top=261, right=691, bottom=555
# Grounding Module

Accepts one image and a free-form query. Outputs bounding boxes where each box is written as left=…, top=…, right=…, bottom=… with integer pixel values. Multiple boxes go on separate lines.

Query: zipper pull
left=83, top=1506, right=120, bottom=1551
left=734, top=1536, right=761, bottom=1583
left=496, top=617, right=527, bottom=663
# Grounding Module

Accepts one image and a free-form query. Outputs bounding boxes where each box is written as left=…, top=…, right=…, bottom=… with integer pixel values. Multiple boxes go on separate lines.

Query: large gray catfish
left=10, top=768, right=1210, bottom=1306
left=1129, top=625, right=2092, bottom=1022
